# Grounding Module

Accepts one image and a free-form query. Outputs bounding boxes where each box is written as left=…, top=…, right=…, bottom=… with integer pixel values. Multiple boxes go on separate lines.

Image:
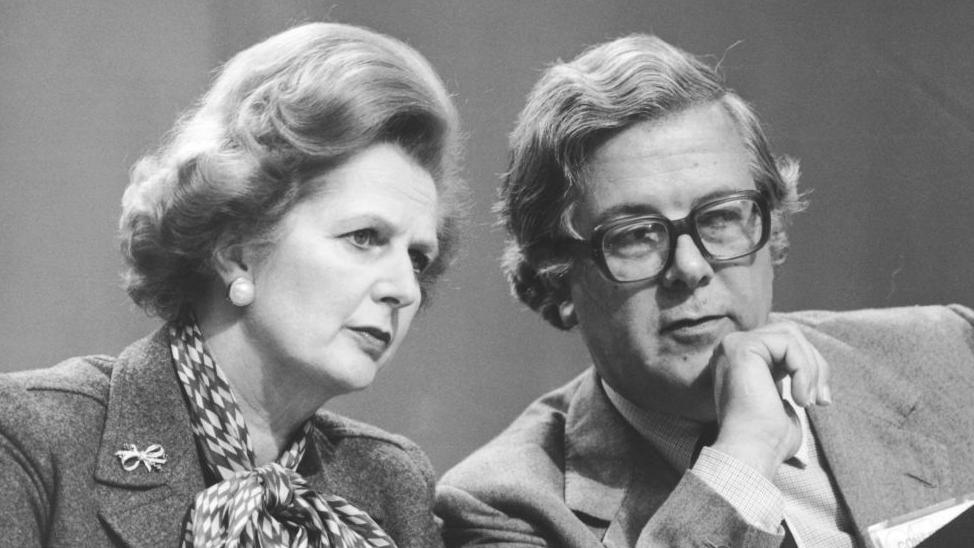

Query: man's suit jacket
left=0, top=328, right=443, bottom=548
left=436, top=305, right=974, bottom=547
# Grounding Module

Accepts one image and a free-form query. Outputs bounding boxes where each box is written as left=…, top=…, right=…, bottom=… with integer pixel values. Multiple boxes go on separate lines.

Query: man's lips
left=660, top=315, right=727, bottom=334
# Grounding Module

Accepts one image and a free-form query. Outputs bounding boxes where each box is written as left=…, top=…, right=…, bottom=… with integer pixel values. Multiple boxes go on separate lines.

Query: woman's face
left=240, top=142, right=440, bottom=399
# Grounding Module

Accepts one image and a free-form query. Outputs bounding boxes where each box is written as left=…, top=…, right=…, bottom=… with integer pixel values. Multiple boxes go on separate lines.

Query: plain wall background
left=1, top=0, right=972, bottom=474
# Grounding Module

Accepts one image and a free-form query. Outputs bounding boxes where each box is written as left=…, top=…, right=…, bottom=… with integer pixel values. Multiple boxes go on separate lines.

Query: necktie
left=690, top=421, right=719, bottom=466
left=780, top=521, right=798, bottom=548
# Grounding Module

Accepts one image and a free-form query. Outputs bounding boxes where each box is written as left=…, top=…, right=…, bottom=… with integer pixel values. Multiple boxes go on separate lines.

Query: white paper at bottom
left=867, top=493, right=974, bottom=548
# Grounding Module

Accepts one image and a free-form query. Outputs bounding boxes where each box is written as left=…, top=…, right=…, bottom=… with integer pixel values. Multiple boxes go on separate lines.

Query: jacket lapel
left=564, top=370, right=678, bottom=546
left=94, top=329, right=206, bottom=548
left=802, top=327, right=952, bottom=544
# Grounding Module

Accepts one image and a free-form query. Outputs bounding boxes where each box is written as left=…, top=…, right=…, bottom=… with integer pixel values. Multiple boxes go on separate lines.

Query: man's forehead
left=575, top=103, right=753, bottom=226
left=589, top=103, right=746, bottom=163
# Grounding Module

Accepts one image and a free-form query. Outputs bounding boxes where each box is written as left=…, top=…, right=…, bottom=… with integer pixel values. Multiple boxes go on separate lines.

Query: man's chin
left=658, top=338, right=721, bottom=369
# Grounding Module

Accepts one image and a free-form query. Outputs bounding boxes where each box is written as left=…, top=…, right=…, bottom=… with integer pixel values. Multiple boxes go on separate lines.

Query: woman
left=0, top=22, right=460, bottom=547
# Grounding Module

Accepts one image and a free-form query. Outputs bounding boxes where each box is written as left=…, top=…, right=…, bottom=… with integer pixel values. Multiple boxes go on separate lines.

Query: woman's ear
left=212, top=240, right=252, bottom=285
left=557, top=299, right=578, bottom=329
left=212, top=240, right=259, bottom=307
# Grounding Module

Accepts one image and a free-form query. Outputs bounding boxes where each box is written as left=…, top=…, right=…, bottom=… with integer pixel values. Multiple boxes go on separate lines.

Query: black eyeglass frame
left=562, top=190, right=772, bottom=284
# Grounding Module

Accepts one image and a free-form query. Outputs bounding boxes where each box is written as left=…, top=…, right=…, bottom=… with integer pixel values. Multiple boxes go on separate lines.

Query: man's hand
left=709, top=321, right=831, bottom=479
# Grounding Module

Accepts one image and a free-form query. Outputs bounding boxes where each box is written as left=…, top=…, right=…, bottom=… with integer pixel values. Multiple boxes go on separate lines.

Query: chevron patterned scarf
left=170, top=320, right=396, bottom=547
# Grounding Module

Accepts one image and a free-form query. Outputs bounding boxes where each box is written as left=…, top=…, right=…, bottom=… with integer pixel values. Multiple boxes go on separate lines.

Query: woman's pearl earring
left=558, top=301, right=577, bottom=328
left=227, top=277, right=255, bottom=307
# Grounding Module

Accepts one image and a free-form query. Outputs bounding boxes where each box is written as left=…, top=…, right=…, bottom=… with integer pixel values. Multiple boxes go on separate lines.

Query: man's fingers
left=733, top=322, right=831, bottom=408
left=812, top=343, right=832, bottom=405
left=787, top=324, right=831, bottom=406
left=785, top=323, right=823, bottom=406
left=711, top=323, right=825, bottom=470
left=789, top=366, right=815, bottom=407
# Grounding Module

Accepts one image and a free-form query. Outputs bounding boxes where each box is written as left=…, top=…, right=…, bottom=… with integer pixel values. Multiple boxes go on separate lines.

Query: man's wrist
left=692, top=446, right=786, bottom=533
left=710, top=435, right=786, bottom=480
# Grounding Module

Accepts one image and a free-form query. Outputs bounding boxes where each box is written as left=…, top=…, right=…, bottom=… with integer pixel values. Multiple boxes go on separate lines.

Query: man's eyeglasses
left=559, top=190, right=771, bottom=283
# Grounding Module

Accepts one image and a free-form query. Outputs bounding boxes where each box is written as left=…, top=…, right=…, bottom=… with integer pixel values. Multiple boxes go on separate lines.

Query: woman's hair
left=120, top=22, right=462, bottom=321
left=499, top=34, right=805, bottom=330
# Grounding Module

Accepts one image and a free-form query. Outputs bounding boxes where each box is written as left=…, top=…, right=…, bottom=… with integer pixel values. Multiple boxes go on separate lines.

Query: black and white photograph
left=1, top=2, right=973, bottom=546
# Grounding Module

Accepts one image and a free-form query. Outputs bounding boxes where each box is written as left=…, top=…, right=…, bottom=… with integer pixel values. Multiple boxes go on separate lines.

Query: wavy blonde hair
left=120, top=22, right=462, bottom=321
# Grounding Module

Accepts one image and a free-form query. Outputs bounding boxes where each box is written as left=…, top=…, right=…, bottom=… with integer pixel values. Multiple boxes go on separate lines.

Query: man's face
left=567, top=102, right=774, bottom=421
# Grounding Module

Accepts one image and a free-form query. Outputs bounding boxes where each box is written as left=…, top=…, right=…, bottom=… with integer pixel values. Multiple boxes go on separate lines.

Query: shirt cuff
left=691, top=446, right=786, bottom=533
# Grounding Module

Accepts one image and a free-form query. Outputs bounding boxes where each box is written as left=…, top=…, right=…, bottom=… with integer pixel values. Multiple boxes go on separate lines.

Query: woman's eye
left=347, top=229, right=380, bottom=248
left=409, top=250, right=432, bottom=275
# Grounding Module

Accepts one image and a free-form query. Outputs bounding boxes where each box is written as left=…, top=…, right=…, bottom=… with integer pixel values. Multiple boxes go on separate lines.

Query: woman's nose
left=373, top=250, right=421, bottom=308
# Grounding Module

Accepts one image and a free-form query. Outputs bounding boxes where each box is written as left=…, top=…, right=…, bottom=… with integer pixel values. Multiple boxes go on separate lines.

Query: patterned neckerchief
left=169, top=319, right=396, bottom=547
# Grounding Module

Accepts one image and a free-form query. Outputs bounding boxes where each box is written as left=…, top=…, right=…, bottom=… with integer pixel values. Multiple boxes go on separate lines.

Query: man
left=435, top=34, right=974, bottom=547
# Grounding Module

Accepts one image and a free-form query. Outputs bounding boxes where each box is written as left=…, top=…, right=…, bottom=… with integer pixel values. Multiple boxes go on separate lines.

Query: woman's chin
left=320, top=361, right=380, bottom=397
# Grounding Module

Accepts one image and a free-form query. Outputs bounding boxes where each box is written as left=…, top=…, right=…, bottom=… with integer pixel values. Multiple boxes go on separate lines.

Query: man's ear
left=558, top=299, right=578, bottom=329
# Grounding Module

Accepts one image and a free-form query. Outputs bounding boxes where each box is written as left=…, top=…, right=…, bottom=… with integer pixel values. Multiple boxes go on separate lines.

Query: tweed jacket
left=436, top=305, right=974, bottom=547
left=0, top=328, right=443, bottom=548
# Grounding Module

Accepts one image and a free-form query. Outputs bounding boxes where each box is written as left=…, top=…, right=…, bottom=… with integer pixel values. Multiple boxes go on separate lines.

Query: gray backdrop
left=2, top=0, right=972, bottom=474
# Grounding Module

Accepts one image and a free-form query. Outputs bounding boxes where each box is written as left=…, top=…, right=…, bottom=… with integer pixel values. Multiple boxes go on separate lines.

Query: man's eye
left=698, top=209, right=740, bottom=228
left=607, top=222, right=667, bottom=258
left=347, top=229, right=380, bottom=248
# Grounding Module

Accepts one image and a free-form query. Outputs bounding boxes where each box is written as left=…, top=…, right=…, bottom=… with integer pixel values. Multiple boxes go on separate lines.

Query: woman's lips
left=347, top=326, right=391, bottom=359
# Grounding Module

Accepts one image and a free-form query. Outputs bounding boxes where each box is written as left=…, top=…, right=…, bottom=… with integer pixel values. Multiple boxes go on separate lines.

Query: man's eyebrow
left=692, top=187, right=752, bottom=205
left=594, top=203, right=660, bottom=225
left=593, top=187, right=753, bottom=225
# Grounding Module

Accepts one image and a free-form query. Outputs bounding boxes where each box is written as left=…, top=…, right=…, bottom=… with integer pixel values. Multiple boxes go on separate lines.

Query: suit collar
left=564, top=370, right=633, bottom=522
left=563, top=369, right=678, bottom=543
left=801, top=325, right=951, bottom=544
left=94, top=328, right=206, bottom=547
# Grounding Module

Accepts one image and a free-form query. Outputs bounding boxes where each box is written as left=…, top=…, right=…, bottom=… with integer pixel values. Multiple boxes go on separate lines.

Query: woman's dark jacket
left=0, top=329, right=443, bottom=547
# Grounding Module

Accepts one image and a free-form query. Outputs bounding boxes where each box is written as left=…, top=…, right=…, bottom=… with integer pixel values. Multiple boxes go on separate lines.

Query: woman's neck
left=232, top=388, right=304, bottom=466
left=192, top=302, right=333, bottom=465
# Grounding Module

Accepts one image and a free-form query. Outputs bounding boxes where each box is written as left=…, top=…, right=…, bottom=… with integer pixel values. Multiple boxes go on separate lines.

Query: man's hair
left=499, top=34, right=804, bottom=330
left=119, top=22, right=462, bottom=321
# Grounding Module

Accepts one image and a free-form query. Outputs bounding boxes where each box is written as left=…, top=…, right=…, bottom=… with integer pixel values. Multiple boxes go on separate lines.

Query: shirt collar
left=780, top=377, right=811, bottom=468
left=601, top=379, right=705, bottom=472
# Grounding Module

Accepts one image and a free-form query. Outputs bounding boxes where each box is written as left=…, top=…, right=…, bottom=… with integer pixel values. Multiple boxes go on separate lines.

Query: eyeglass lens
left=602, top=196, right=765, bottom=282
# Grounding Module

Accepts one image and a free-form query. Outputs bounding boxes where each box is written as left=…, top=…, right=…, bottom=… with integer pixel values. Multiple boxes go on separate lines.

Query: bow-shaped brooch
left=115, top=443, right=167, bottom=472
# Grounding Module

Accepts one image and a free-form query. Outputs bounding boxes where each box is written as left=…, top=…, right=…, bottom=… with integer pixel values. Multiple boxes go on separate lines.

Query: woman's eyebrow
left=330, top=213, right=389, bottom=231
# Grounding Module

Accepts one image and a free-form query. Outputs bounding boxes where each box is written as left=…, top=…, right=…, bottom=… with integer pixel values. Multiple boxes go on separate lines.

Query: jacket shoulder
left=310, top=410, right=437, bottom=486
left=0, top=356, right=114, bottom=453
left=1, top=355, right=113, bottom=404
left=777, top=305, right=974, bottom=346
left=0, top=355, right=116, bottom=531
left=313, top=410, right=417, bottom=451
left=435, top=373, right=595, bottom=547
left=309, top=411, right=443, bottom=547
left=439, top=370, right=588, bottom=493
